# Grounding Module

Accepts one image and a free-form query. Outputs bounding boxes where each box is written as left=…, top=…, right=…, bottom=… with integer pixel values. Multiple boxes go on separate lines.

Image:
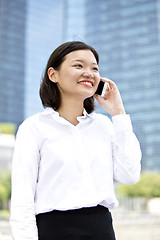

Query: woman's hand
left=94, top=77, right=126, bottom=116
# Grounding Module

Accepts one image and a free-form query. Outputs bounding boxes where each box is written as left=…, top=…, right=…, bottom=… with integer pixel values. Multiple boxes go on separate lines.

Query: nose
left=82, top=70, right=94, bottom=79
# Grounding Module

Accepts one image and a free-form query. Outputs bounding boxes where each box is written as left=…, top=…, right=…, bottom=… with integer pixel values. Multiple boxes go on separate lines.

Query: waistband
left=37, top=205, right=108, bottom=217
left=64, top=205, right=108, bottom=214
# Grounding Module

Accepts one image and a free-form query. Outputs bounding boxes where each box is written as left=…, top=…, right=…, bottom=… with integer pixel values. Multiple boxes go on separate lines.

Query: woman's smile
left=78, top=79, right=94, bottom=88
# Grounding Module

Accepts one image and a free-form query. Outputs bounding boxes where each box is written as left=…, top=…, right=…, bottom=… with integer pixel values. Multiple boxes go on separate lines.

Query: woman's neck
left=57, top=98, right=84, bottom=126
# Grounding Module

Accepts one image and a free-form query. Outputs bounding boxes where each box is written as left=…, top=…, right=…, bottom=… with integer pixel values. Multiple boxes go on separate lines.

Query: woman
left=10, top=41, right=141, bottom=240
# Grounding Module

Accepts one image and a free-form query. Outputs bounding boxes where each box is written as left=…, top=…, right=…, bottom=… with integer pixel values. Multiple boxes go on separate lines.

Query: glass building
left=0, top=0, right=26, bottom=127
left=0, top=0, right=65, bottom=125
left=25, top=0, right=86, bottom=118
left=63, top=0, right=86, bottom=42
left=25, top=0, right=64, bottom=118
left=85, top=0, right=160, bottom=171
left=0, top=0, right=160, bottom=171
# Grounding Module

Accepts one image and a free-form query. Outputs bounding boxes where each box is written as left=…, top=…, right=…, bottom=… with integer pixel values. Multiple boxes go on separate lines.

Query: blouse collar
left=42, top=107, right=94, bottom=125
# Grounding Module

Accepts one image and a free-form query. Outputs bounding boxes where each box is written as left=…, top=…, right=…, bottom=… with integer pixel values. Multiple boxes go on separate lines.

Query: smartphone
left=95, top=81, right=109, bottom=97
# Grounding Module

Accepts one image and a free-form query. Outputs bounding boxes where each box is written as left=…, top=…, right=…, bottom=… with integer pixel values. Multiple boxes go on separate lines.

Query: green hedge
left=117, top=172, right=160, bottom=198
left=0, top=123, right=16, bottom=134
left=0, top=171, right=11, bottom=204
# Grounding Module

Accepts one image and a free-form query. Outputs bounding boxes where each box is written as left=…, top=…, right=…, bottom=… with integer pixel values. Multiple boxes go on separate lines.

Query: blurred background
left=0, top=0, right=160, bottom=239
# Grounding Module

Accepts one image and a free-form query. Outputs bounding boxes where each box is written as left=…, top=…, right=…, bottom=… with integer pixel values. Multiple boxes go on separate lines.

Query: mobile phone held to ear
left=95, top=81, right=109, bottom=97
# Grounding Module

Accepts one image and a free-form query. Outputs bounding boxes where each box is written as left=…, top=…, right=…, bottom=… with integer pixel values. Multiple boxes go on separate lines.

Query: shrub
left=0, top=123, right=16, bottom=134
left=0, top=171, right=11, bottom=203
left=117, top=172, right=160, bottom=198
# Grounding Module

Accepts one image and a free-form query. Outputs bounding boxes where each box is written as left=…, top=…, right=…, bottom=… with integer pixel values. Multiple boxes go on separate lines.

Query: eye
left=93, top=67, right=99, bottom=71
left=74, top=64, right=83, bottom=68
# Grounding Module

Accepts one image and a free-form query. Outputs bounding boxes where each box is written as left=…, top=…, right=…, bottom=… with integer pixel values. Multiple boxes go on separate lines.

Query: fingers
left=100, top=77, right=118, bottom=91
left=94, top=94, right=104, bottom=105
left=100, top=77, right=112, bottom=83
left=100, top=77, right=115, bottom=86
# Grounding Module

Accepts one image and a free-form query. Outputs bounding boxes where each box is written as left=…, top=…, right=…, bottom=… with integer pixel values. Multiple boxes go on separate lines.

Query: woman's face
left=54, top=49, right=100, bottom=101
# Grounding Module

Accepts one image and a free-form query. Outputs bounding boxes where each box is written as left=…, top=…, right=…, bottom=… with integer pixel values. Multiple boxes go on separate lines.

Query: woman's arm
left=111, top=114, right=141, bottom=184
left=10, top=122, right=40, bottom=240
left=94, top=78, right=141, bottom=184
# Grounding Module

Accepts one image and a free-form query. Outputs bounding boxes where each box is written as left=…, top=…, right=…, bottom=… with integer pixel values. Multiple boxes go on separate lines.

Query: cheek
left=95, top=73, right=100, bottom=85
left=65, top=69, right=81, bottom=79
left=97, top=72, right=100, bottom=78
left=57, top=70, right=78, bottom=89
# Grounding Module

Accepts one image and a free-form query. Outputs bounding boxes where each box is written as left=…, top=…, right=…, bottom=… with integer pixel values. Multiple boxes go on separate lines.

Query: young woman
left=10, top=41, right=141, bottom=240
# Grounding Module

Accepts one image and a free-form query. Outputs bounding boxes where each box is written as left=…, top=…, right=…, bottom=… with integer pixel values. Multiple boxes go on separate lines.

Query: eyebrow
left=72, top=59, right=98, bottom=65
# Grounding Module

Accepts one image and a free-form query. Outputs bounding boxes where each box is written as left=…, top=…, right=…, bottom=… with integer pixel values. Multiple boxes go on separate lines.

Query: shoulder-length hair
left=39, top=41, right=99, bottom=114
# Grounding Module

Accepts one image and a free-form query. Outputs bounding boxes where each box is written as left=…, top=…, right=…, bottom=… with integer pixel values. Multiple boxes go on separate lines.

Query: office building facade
left=85, top=0, right=160, bottom=171
left=0, top=0, right=26, bottom=127
left=24, top=0, right=64, bottom=118
left=0, top=0, right=85, bottom=123
left=63, top=0, right=86, bottom=42
left=0, top=0, right=160, bottom=171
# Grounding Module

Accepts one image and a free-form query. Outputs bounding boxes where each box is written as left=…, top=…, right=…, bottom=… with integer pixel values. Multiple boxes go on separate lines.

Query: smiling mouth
left=78, top=80, right=94, bottom=87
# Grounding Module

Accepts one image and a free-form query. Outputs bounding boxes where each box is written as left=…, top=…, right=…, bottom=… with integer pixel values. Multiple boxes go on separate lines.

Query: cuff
left=112, top=114, right=133, bottom=132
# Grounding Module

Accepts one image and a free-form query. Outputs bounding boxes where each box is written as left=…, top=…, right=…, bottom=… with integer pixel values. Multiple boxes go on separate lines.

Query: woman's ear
left=48, top=67, right=57, bottom=83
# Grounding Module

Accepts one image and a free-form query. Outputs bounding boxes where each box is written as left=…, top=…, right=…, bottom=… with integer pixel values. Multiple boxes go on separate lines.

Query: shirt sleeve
left=10, top=122, right=39, bottom=240
left=111, top=114, right=142, bottom=184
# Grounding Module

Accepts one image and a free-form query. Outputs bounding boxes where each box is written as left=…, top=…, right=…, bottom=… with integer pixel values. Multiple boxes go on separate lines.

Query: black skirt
left=36, top=205, right=116, bottom=240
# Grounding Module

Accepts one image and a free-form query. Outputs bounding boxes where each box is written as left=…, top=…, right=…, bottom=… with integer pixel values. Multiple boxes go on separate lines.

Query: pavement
left=0, top=220, right=11, bottom=240
left=0, top=210, right=160, bottom=240
left=111, top=209, right=160, bottom=240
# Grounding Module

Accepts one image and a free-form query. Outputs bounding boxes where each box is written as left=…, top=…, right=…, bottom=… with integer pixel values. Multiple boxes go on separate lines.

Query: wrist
left=111, top=109, right=126, bottom=117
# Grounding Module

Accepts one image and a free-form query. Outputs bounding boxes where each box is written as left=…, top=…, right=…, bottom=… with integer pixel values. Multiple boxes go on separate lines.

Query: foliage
left=0, top=123, right=16, bottom=134
left=0, top=184, right=7, bottom=201
left=117, top=172, right=160, bottom=198
left=0, top=170, right=11, bottom=203
left=0, top=210, right=10, bottom=215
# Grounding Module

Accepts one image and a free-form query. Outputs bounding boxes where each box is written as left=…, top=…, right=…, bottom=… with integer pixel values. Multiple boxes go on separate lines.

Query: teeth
left=79, top=81, right=93, bottom=86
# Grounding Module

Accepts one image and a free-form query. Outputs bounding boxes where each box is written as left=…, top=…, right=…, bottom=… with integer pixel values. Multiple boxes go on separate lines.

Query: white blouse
left=10, top=107, right=141, bottom=240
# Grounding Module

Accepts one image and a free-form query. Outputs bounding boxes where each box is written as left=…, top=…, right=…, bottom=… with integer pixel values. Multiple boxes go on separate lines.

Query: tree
left=0, top=123, right=16, bottom=134
left=0, top=171, right=11, bottom=210
left=117, top=172, right=160, bottom=198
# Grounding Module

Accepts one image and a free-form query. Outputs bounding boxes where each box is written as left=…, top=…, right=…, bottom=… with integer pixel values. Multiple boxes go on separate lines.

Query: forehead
left=65, top=50, right=97, bottom=64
